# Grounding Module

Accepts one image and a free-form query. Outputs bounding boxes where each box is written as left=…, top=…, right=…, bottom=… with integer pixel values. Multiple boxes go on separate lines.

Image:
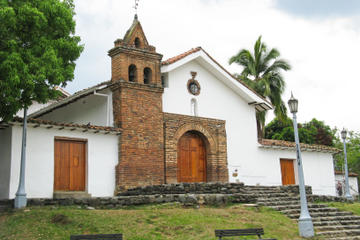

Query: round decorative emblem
left=187, top=80, right=201, bottom=96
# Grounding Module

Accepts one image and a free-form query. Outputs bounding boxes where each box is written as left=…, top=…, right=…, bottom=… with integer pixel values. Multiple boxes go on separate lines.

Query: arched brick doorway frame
left=174, top=123, right=217, bottom=155
left=170, top=123, right=218, bottom=183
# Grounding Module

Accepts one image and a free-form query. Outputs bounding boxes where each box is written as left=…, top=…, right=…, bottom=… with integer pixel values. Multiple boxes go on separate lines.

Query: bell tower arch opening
left=144, top=67, right=152, bottom=84
left=128, top=64, right=137, bottom=82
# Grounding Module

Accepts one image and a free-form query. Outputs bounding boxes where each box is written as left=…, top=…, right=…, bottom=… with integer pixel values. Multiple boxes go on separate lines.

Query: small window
left=143, top=67, right=152, bottom=84
left=191, top=98, right=198, bottom=116
left=135, top=37, right=140, bottom=48
left=128, top=64, right=137, bottom=82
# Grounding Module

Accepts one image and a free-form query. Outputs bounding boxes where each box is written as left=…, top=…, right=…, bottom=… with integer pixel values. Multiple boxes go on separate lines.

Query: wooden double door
left=54, top=139, right=86, bottom=191
left=280, top=159, right=295, bottom=185
left=177, top=132, right=207, bottom=183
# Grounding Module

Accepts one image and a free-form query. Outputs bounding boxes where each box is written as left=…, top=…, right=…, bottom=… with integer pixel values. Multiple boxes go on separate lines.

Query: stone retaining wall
left=118, top=182, right=245, bottom=196
left=0, top=184, right=354, bottom=211
left=0, top=193, right=255, bottom=210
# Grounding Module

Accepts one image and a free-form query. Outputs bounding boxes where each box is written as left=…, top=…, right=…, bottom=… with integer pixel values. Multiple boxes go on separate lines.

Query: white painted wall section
left=40, top=90, right=113, bottom=127
left=162, top=58, right=336, bottom=196
left=0, top=128, right=12, bottom=199
left=8, top=125, right=118, bottom=199
left=335, top=174, right=359, bottom=196
left=234, top=147, right=337, bottom=196
left=163, top=60, right=259, bottom=178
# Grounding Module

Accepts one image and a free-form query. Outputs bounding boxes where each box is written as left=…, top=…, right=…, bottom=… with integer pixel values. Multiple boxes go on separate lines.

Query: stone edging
left=0, top=193, right=256, bottom=210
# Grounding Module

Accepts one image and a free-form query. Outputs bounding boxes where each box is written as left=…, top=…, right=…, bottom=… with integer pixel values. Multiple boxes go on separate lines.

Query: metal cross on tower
left=134, top=0, right=139, bottom=14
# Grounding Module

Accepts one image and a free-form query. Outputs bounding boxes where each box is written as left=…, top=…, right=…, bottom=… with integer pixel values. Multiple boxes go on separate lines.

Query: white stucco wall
left=163, top=60, right=259, bottom=175
left=0, top=128, right=12, bottom=199
left=40, top=90, right=113, bottom=127
left=335, top=174, right=359, bottom=196
left=8, top=125, right=118, bottom=199
left=236, top=148, right=337, bottom=196
left=162, top=59, right=336, bottom=196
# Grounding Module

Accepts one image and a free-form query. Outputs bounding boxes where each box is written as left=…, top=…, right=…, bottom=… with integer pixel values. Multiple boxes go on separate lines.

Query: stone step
left=249, top=193, right=291, bottom=198
left=312, top=215, right=360, bottom=222
left=313, top=219, right=360, bottom=226
left=268, top=203, right=328, bottom=211
left=315, top=224, right=360, bottom=232
left=258, top=201, right=301, bottom=207
left=243, top=186, right=281, bottom=190
left=53, top=191, right=92, bottom=199
left=246, top=191, right=286, bottom=195
left=280, top=207, right=343, bottom=215
left=317, top=229, right=360, bottom=237
left=287, top=211, right=353, bottom=219
left=327, top=236, right=360, bottom=240
left=257, top=196, right=300, bottom=203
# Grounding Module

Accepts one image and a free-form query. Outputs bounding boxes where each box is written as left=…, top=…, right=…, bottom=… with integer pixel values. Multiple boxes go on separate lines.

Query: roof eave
left=29, top=81, right=112, bottom=118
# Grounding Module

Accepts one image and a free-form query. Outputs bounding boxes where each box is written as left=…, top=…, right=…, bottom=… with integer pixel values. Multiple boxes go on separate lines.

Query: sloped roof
left=259, top=139, right=341, bottom=154
left=0, top=117, right=121, bottom=135
left=161, top=47, right=272, bottom=111
left=29, top=81, right=112, bottom=118
left=162, top=47, right=202, bottom=66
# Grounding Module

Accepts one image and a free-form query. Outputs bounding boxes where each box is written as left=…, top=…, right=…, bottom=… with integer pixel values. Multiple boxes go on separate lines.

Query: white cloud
left=69, top=0, right=360, bottom=131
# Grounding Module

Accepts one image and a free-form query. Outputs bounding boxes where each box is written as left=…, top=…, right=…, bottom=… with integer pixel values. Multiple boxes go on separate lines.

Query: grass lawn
left=324, top=201, right=360, bottom=215
left=0, top=203, right=322, bottom=240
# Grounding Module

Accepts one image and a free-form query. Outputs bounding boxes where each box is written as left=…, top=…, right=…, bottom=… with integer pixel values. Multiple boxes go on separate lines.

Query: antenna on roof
left=133, top=0, right=139, bottom=19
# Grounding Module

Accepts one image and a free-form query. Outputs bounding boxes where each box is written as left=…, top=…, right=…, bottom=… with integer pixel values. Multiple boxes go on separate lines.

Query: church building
left=0, top=16, right=340, bottom=200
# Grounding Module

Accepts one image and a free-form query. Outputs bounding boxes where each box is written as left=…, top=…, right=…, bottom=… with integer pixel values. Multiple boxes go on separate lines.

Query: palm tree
left=229, top=36, right=291, bottom=139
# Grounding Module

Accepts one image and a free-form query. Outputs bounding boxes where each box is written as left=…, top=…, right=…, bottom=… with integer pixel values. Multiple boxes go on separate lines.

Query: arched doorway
left=177, top=131, right=207, bottom=182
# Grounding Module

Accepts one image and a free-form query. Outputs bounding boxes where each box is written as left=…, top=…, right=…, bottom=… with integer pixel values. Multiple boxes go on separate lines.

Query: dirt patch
left=51, top=214, right=72, bottom=225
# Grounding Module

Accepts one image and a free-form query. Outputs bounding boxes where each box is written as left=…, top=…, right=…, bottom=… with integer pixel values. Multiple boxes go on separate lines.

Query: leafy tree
left=229, top=36, right=291, bottom=139
left=334, top=131, right=360, bottom=192
left=265, top=117, right=334, bottom=146
left=0, top=0, right=83, bottom=121
left=334, top=131, right=360, bottom=173
left=302, top=118, right=334, bottom=146
left=0, top=0, right=83, bottom=208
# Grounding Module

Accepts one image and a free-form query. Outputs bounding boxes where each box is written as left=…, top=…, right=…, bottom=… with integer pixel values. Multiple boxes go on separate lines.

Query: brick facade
left=109, top=16, right=165, bottom=191
left=164, top=113, right=228, bottom=183
left=109, top=16, right=228, bottom=191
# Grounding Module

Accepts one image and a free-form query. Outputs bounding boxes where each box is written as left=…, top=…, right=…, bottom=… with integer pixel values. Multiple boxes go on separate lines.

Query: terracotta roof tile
left=1, top=117, right=122, bottom=134
left=259, top=138, right=341, bottom=154
left=335, top=170, right=358, bottom=177
left=161, top=47, right=202, bottom=66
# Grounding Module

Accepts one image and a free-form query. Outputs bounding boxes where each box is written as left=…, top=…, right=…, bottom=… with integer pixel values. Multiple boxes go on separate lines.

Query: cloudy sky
left=69, top=0, right=360, bottom=132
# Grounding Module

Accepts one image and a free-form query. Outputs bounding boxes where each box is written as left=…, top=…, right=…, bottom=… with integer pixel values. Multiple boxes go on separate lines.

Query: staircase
left=247, top=186, right=360, bottom=240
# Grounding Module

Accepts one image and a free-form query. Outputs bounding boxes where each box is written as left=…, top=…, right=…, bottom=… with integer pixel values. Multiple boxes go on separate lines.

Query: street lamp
left=341, top=128, right=353, bottom=200
left=288, top=93, right=314, bottom=238
left=14, top=108, right=27, bottom=208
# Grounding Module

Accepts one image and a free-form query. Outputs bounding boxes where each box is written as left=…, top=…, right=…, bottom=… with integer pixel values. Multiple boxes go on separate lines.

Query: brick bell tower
left=108, top=15, right=164, bottom=191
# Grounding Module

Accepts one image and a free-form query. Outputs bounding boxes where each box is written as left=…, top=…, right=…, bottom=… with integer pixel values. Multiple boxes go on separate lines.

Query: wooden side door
left=54, top=139, right=86, bottom=191
left=280, top=159, right=295, bottom=185
left=177, top=132, right=206, bottom=183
